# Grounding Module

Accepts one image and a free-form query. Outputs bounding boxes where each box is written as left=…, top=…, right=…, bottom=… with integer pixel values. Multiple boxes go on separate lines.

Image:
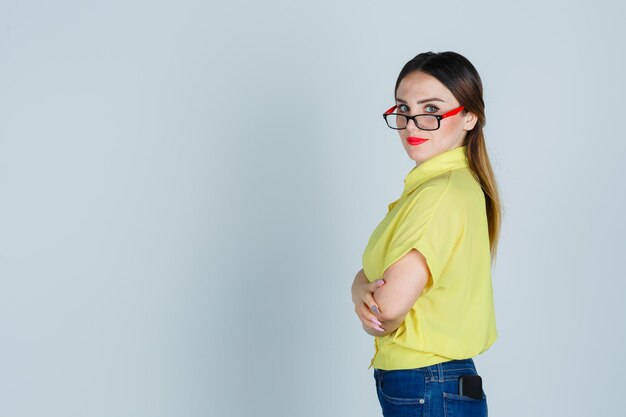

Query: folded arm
left=366, top=249, right=431, bottom=336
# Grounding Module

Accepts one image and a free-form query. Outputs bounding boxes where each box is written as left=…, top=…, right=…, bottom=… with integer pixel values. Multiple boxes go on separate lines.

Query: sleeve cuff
left=382, top=240, right=441, bottom=287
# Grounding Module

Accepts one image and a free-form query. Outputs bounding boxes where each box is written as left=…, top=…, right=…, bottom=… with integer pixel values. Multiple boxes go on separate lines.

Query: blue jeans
left=373, top=358, right=487, bottom=417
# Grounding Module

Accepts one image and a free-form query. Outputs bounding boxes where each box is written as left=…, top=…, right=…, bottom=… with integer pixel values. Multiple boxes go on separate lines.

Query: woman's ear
left=463, top=111, right=478, bottom=131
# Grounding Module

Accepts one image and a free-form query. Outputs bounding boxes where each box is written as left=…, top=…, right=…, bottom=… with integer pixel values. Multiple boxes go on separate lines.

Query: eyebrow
left=395, top=97, right=445, bottom=104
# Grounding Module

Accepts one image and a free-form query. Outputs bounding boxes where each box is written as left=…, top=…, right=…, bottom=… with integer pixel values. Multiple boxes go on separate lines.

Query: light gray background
left=1, top=1, right=625, bottom=416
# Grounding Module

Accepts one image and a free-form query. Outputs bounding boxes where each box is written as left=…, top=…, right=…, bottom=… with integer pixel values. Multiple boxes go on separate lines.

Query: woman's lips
left=407, top=137, right=429, bottom=146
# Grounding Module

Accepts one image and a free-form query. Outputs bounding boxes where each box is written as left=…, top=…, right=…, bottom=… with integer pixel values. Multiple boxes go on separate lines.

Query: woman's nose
left=406, top=117, right=420, bottom=130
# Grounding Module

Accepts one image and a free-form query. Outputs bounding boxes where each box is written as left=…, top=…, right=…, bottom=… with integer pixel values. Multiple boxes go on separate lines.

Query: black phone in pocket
left=458, top=375, right=483, bottom=400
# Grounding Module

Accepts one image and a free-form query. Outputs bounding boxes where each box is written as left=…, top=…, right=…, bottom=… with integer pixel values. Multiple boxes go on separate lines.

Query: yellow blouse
left=361, top=145, right=498, bottom=370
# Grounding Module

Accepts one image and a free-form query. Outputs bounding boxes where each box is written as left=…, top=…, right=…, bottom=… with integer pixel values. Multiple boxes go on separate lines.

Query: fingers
left=371, top=279, right=385, bottom=290
left=352, top=277, right=378, bottom=306
left=353, top=279, right=385, bottom=314
left=352, top=277, right=386, bottom=332
left=355, top=302, right=384, bottom=332
left=363, top=292, right=380, bottom=316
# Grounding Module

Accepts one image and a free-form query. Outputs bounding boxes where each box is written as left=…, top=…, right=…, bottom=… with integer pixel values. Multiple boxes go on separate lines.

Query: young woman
left=351, top=51, right=502, bottom=417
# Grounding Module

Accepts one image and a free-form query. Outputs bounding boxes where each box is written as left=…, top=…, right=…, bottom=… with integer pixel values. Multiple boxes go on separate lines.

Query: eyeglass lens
left=388, top=114, right=439, bottom=130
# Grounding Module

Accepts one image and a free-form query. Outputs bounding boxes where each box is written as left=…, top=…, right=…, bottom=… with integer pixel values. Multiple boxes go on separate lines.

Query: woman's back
left=362, top=145, right=498, bottom=370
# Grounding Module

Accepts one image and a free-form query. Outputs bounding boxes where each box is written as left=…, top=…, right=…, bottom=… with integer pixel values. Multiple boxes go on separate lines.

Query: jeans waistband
left=374, top=358, right=477, bottom=381
left=423, top=358, right=476, bottom=382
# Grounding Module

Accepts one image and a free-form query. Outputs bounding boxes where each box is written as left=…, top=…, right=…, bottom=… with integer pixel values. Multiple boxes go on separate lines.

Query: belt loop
left=437, top=362, right=443, bottom=382
left=426, top=364, right=435, bottom=381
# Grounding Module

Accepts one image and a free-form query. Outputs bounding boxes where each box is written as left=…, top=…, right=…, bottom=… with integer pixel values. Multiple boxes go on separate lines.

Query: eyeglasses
left=382, top=104, right=465, bottom=130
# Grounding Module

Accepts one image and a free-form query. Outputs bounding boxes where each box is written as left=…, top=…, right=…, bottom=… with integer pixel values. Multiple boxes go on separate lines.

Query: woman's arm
left=351, top=269, right=386, bottom=332
left=362, top=317, right=404, bottom=337
left=353, top=249, right=429, bottom=336
left=371, top=249, right=430, bottom=333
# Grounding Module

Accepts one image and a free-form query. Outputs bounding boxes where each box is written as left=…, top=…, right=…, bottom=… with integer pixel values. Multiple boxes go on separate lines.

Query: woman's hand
left=351, top=269, right=386, bottom=332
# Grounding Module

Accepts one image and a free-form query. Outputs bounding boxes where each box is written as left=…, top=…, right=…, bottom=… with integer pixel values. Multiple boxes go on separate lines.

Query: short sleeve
left=382, top=183, right=466, bottom=287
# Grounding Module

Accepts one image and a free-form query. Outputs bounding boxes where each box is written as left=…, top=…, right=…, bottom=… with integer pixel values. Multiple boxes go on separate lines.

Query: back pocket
left=443, top=391, right=487, bottom=417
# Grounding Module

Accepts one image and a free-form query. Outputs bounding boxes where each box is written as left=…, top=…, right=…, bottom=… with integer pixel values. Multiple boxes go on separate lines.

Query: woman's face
left=395, top=71, right=477, bottom=166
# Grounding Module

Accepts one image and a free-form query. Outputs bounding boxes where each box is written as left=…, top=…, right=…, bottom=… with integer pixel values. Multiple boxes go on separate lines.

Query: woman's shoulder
left=411, top=168, right=482, bottom=210
left=438, top=168, right=486, bottom=214
left=404, top=168, right=482, bottom=214
left=412, top=168, right=472, bottom=200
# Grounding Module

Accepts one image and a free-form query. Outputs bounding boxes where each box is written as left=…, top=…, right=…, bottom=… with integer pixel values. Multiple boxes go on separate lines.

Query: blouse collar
left=386, top=146, right=469, bottom=213
left=401, top=145, right=469, bottom=198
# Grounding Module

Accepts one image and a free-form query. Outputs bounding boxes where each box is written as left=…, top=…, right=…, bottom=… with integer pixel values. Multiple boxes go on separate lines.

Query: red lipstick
left=407, top=137, right=429, bottom=146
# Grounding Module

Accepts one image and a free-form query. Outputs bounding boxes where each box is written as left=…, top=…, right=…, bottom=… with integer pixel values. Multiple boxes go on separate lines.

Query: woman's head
left=390, top=51, right=502, bottom=262
left=392, top=51, right=485, bottom=165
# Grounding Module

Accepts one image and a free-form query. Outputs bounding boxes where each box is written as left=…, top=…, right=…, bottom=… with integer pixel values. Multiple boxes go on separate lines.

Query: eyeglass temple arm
left=440, top=106, right=464, bottom=119
left=383, top=105, right=397, bottom=115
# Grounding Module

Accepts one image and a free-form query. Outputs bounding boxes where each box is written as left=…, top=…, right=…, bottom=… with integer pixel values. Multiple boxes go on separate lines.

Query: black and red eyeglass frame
left=382, top=104, right=465, bottom=130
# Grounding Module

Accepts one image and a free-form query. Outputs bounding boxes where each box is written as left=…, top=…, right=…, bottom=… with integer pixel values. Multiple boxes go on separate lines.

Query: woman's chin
left=404, top=147, right=429, bottom=164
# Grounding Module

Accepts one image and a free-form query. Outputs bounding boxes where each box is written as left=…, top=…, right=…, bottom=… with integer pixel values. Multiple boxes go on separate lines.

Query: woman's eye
left=398, top=104, right=409, bottom=112
left=425, top=104, right=439, bottom=113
